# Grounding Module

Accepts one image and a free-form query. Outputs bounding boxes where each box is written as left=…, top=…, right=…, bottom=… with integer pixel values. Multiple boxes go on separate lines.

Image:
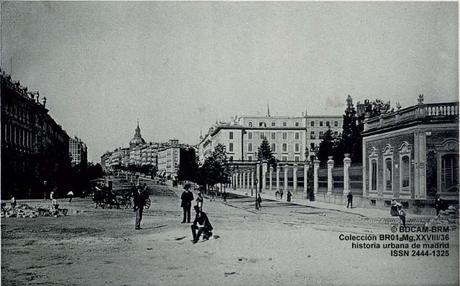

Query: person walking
left=191, top=206, right=213, bottom=244
left=434, top=195, right=443, bottom=216
left=256, top=193, right=262, bottom=210
left=10, top=195, right=17, bottom=209
left=398, top=205, right=406, bottom=228
left=222, top=189, right=227, bottom=203
left=67, top=190, right=74, bottom=203
left=287, top=190, right=292, bottom=202
left=279, top=189, right=284, bottom=200
left=181, top=184, right=194, bottom=223
left=133, top=186, right=147, bottom=230
left=346, top=191, right=353, bottom=208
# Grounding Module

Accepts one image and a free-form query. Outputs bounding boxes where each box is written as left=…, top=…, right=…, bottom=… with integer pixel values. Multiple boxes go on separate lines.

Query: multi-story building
left=198, top=109, right=342, bottom=164
left=69, top=136, right=88, bottom=166
left=157, top=139, right=195, bottom=179
left=362, top=96, right=459, bottom=210
left=101, top=151, right=112, bottom=171
left=1, top=69, right=70, bottom=199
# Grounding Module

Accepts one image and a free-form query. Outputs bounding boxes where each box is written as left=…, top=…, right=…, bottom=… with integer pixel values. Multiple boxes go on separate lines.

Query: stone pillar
left=327, top=156, right=334, bottom=195
left=269, top=166, right=273, bottom=192
left=246, top=172, right=249, bottom=189
left=284, top=164, right=288, bottom=191
left=343, top=154, right=351, bottom=195
left=414, top=131, right=427, bottom=199
left=262, top=161, right=268, bottom=192
left=250, top=170, right=254, bottom=196
left=256, top=162, right=260, bottom=194
left=242, top=172, right=246, bottom=189
left=293, top=164, right=298, bottom=192
left=313, top=159, right=320, bottom=195
left=304, top=162, right=309, bottom=197
left=276, top=167, right=280, bottom=191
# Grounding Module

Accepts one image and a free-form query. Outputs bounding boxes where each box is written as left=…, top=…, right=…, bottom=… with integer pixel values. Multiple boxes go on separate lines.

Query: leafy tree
left=317, top=128, right=338, bottom=167
left=195, top=143, right=231, bottom=189
left=257, top=137, right=277, bottom=168
left=177, top=148, right=198, bottom=182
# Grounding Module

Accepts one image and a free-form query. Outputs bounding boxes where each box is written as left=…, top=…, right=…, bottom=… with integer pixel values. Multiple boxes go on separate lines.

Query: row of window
left=310, top=121, right=339, bottom=127
left=246, top=142, right=302, bottom=153
left=310, top=131, right=339, bottom=140
left=245, top=155, right=301, bottom=162
left=229, top=131, right=302, bottom=140
left=3, top=123, right=34, bottom=148
left=248, top=121, right=301, bottom=128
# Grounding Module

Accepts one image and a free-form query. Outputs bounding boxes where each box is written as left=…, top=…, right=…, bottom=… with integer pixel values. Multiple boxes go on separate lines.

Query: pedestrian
left=67, top=190, right=74, bottom=203
left=52, top=199, right=59, bottom=217
left=222, top=189, right=227, bottom=202
left=133, top=186, right=147, bottom=230
left=398, top=205, right=406, bottom=228
left=256, top=194, right=262, bottom=210
left=279, top=189, right=284, bottom=200
left=50, top=187, right=56, bottom=201
left=275, top=190, right=280, bottom=199
left=346, top=191, right=353, bottom=208
left=287, top=190, right=292, bottom=202
left=181, top=184, right=194, bottom=223
left=10, top=195, right=17, bottom=209
left=191, top=205, right=213, bottom=244
left=196, top=192, right=203, bottom=211
left=434, top=194, right=443, bottom=216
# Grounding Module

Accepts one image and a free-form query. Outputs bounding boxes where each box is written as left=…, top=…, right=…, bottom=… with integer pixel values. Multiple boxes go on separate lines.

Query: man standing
left=133, top=186, right=147, bottom=230
left=181, top=184, right=194, bottom=223
left=191, top=205, right=213, bottom=243
left=347, top=191, right=353, bottom=208
left=434, top=195, right=443, bottom=216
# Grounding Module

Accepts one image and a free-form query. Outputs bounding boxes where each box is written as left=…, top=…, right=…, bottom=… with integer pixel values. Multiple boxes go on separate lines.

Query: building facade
left=198, top=111, right=342, bottom=164
left=69, top=136, right=88, bottom=166
left=362, top=96, right=459, bottom=209
left=1, top=70, right=71, bottom=199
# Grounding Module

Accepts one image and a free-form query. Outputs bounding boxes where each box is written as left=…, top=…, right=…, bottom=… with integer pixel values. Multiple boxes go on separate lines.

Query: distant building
left=198, top=107, right=342, bottom=164
left=101, top=151, right=112, bottom=172
left=1, top=69, right=70, bottom=199
left=129, top=121, right=146, bottom=149
left=157, top=139, right=195, bottom=179
left=69, top=137, right=87, bottom=166
left=362, top=96, right=459, bottom=209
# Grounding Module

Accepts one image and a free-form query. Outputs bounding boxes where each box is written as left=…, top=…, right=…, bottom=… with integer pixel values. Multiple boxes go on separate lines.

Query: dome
left=129, top=121, right=146, bottom=148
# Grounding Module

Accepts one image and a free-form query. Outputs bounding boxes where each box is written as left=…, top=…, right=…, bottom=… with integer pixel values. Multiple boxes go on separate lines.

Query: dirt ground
left=2, top=183, right=459, bottom=286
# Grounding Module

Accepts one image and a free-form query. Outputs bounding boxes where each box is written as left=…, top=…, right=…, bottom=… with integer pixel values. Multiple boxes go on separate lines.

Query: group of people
left=181, top=184, right=213, bottom=244
left=274, top=189, right=292, bottom=202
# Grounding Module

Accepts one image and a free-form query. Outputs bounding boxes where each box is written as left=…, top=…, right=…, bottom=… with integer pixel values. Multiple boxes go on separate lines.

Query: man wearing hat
left=191, top=205, right=213, bottom=243
left=181, top=184, right=194, bottom=223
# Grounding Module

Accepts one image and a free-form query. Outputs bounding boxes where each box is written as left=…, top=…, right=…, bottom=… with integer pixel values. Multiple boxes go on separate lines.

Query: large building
left=198, top=108, right=342, bottom=164
left=362, top=95, right=459, bottom=209
left=157, top=139, right=196, bottom=179
left=1, top=69, right=71, bottom=199
left=69, top=136, right=88, bottom=166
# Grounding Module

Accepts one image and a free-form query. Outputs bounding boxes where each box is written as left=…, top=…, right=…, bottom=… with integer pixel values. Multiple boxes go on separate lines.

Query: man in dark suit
left=133, top=185, right=148, bottom=230
left=191, top=205, right=213, bottom=243
left=181, top=184, right=194, bottom=223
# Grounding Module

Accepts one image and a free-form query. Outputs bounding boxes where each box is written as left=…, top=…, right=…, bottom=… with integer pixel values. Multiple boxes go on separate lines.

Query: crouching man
left=191, top=205, right=213, bottom=244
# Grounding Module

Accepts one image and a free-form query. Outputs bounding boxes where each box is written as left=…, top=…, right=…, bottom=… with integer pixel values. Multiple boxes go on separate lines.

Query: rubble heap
left=1, top=203, right=68, bottom=218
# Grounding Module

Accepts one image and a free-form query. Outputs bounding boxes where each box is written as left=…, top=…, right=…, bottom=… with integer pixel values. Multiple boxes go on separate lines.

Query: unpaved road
left=2, top=184, right=458, bottom=286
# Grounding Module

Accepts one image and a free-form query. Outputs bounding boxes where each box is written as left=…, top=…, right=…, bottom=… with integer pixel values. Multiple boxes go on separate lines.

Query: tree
left=195, top=144, right=231, bottom=189
left=317, top=128, right=338, bottom=167
left=177, top=148, right=198, bottom=182
left=257, top=137, right=277, bottom=168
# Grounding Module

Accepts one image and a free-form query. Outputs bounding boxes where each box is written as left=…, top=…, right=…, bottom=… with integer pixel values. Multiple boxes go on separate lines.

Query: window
left=282, top=132, right=287, bottom=140
left=283, top=122, right=287, bottom=127
left=248, top=143, right=252, bottom=152
left=260, top=132, right=265, bottom=139
left=295, top=122, right=299, bottom=127
left=271, top=133, right=276, bottom=140
left=384, top=158, right=392, bottom=192
left=371, top=160, right=377, bottom=191
left=282, top=143, right=287, bottom=152
left=295, top=132, right=300, bottom=140
left=248, top=156, right=253, bottom=161
left=229, top=132, right=233, bottom=140
left=248, top=132, right=252, bottom=140
left=442, top=154, right=459, bottom=192
left=229, top=143, right=233, bottom=152
left=334, top=121, right=339, bottom=127
left=310, top=143, right=315, bottom=150
left=319, top=121, right=323, bottom=127
left=271, top=143, right=276, bottom=152
left=401, top=156, right=410, bottom=188
left=282, top=156, right=288, bottom=161
left=295, top=156, right=300, bottom=162
left=310, top=131, right=315, bottom=139
left=259, top=122, right=266, bottom=127
left=295, top=143, right=300, bottom=152
left=248, top=122, right=253, bottom=127
left=271, top=122, right=276, bottom=127
left=310, top=121, right=315, bottom=127
left=319, top=131, right=324, bottom=139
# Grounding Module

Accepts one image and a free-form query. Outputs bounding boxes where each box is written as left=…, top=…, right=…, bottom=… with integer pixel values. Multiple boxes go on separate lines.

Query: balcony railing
left=365, top=102, right=459, bottom=131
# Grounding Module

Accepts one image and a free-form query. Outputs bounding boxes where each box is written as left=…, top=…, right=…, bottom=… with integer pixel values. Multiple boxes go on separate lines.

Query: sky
left=1, top=1, right=458, bottom=162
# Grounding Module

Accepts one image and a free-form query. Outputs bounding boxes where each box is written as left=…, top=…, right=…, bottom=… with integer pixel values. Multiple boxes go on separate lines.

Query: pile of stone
left=1, top=203, right=68, bottom=218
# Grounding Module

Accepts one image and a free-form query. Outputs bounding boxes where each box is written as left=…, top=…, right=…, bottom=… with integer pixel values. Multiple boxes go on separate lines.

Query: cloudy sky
left=1, top=1, right=458, bottom=162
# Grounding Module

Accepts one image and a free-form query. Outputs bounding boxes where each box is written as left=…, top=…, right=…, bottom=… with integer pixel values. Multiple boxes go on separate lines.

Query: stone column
left=327, top=156, right=334, bottom=195
left=245, top=172, right=249, bottom=189
left=304, top=161, right=309, bottom=197
left=414, top=131, right=427, bottom=199
left=242, top=172, right=246, bottom=189
left=250, top=170, right=254, bottom=196
left=269, top=166, right=273, bottom=192
left=256, top=162, right=260, bottom=194
left=343, top=154, right=351, bottom=195
left=262, top=161, right=268, bottom=192
left=276, top=167, right=280, bottom=191
left=284, top=164, right=288, bottom=191
left=293, top=164, right=298, bottom=192
left=313, top=159, right=320, bottom=195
